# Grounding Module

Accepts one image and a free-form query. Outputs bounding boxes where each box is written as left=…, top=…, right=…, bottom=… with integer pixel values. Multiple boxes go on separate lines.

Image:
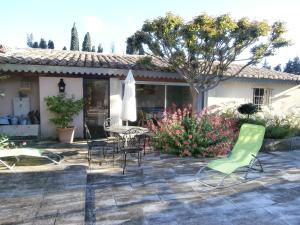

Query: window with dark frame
left=253, top=88, right=272, bottom=110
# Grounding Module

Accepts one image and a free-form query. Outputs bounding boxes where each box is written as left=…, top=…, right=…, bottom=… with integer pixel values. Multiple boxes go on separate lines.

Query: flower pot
left=57, top=127, right=75, bottom=143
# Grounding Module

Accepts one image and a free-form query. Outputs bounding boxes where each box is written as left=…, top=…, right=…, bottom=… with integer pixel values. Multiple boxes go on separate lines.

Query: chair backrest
left=84, top=123, right=92, bottom=141
left=104, top=117, right=112, bottom=128
left=230, top=123, right=265, bottom=160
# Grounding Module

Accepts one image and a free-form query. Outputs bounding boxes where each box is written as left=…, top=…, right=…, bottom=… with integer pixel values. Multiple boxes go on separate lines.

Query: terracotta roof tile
left=0, top=47, right=299, bottom=81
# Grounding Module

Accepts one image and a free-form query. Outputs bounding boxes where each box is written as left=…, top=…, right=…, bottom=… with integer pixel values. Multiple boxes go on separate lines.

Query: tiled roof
left=0, top=47, right=299, bottom=82
left=0, top=47, right=170, bottom=71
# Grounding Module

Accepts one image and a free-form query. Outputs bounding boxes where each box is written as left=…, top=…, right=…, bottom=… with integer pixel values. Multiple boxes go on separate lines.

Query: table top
left=104, top=126, right=149, bottom=134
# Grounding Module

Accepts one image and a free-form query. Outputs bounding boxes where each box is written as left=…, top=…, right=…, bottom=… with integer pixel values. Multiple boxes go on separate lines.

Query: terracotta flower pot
left=57, top=127, right=75, bottom=143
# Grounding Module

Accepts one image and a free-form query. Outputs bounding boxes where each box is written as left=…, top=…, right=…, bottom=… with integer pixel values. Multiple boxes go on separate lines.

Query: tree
left=97, top=44, right=103, bottom=53
left=127, top=13, right=290, bottom=112
left=110, top=42, right=115, bottom=53
left=70, top=23, right=79, bottom=51
left=284, top=57, right=300, bottom=74
left=27, top=33, right=34, bottom=48
left=39, top=38, right=47, bottom=49
left=126, top=35, right=144, bottom=55
left=262, top=59, right=271, bottom=69
left=62, top=46, right=67, bottom=50
left=91, top=45, right=96, bottom=52
left=237, top=103, right=257, bottom=119
left=48, top=40, right=55, bottom=49
left=82, top=32, right=92, bottom=52
left=32, top=42, right=39, bottom=48
left=274, top=64, right=281, bottom=71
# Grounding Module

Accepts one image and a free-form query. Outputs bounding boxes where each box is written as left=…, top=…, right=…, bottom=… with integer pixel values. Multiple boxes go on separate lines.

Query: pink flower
left=188, top=134, right=193, bottom=139
left=183, top=141, right=189, bottom=145
left=175, top=130, right=181, bottom=135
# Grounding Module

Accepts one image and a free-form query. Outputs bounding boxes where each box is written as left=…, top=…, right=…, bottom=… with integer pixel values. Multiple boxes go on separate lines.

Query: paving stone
left=1, top=143, right=300, bottom=225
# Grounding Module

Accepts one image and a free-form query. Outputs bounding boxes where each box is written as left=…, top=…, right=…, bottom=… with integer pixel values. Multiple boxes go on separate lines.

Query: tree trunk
left=190, top=85, right=203, bottom=114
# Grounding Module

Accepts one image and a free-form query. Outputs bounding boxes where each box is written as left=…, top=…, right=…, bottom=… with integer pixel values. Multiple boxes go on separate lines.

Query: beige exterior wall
left=39, top=77, right=83, bottom=139
left=207, top=79, right=299, bottom=114
left=0, top=76, right=39, bottom=116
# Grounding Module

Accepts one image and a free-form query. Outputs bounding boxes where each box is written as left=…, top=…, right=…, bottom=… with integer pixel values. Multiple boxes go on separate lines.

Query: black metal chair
left=104, top=117, right=120, bottom=152
left=119, top=128, right=146, bottom=174
left=84, top=123, right=109, bottom=167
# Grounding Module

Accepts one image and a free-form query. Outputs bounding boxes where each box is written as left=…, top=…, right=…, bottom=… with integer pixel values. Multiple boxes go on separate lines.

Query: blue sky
left=1, top=0, right=299, bottom=67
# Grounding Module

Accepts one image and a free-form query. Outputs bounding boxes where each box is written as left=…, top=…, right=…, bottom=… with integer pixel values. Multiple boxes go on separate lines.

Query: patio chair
left=119, top=128, right=146, bottom=174
left=104, top=117, right=120, bottom=152
left=0, top=147, right=63, bottom=170
left=195, top=123, right=266, bottom=188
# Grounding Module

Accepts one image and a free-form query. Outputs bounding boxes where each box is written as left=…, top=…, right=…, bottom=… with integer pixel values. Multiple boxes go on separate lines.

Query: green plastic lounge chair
left=195, top=123, right=265, bottom=188
left=0, top=147, right=63, bottom=170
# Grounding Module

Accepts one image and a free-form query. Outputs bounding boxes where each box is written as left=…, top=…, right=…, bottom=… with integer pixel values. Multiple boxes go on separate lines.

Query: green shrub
left=44, top=94, right=83, bottom=128
left=237, top=103, right=258, bottom=119
left=265, top=125, right=293, bottom=139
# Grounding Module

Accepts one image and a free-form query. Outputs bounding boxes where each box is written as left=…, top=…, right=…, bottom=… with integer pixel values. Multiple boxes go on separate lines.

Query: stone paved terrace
left=0, top=142, right=300, bottom=225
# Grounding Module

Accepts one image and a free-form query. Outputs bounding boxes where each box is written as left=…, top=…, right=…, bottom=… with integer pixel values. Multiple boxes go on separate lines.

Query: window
left=166, top=85, right=192, bottom=108
left=253, top=88, right=272, bottom=110
left=135, top=84, right=192, bottom=120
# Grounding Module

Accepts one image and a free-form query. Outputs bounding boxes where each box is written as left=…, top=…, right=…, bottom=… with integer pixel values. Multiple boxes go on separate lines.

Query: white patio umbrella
left=121, top=69, right=137, bottom=126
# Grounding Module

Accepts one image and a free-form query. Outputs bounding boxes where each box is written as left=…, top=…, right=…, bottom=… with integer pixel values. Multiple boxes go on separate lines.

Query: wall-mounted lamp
left=58, top=78, right=66, bottom=93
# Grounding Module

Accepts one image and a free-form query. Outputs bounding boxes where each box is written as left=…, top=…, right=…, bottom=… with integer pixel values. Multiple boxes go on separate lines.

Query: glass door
left=84, top=79, right=109, bottom=138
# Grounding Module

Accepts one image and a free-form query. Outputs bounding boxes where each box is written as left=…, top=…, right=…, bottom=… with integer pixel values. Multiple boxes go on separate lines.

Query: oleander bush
left=148, top=105, right=239, bottom=157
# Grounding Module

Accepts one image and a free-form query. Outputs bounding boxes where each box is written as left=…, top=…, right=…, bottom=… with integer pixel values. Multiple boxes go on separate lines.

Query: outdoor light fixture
left=58, top=78, right=66, bottom=93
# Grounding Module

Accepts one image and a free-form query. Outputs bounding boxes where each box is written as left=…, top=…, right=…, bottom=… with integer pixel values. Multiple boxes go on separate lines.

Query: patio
left=0, top=143, right=300, bottom=225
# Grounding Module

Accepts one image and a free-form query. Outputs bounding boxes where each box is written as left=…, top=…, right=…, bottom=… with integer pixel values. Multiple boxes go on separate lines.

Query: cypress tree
left=82, top=32, right=92, bottom=52
left=97, top=44, right=103, bottom=53
left=39, top=38, right=47, bottom=49
left=48, top=40, right=55, bottom=49
left=62, top=46, right=67, bottom=50
left=32, top=42, right=39, bottom=48
left=70, top=23, right=79, bottom=51
left=27, top=33, right=34, bottom=48
left=91, top=46, right=96, bottom=52
left=110, top=42, right=115, bottom=54
left=274, top=64, right=281, bottom=71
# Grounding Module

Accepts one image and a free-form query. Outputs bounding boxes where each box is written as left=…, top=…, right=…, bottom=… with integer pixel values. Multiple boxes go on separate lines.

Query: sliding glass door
left=84, top=79, right=109, bottom=138
left=136, top=83, right=192, bottom=121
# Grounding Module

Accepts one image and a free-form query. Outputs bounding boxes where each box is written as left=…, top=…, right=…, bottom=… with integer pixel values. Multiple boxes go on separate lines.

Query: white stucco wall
left=39, top=77, right=83, bottom=139
left=0, top=76, right=39, bottom=116
left=207, top=79, right=300, bottom=114
left=109, top=78, right=122, bottom=126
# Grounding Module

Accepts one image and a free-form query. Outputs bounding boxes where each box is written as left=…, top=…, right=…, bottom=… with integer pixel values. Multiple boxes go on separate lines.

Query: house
left=0, top=45, right=300, bottom=139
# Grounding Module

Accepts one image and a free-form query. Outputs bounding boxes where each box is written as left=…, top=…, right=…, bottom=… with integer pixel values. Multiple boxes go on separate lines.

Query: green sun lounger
left=0, top=147, right=63, bottom=170
left=195, top=123, right=266, bottom=188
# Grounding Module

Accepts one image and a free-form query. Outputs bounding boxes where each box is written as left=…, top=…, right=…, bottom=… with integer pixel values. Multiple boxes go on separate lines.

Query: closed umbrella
left=121, top=69, right=137, bottom=126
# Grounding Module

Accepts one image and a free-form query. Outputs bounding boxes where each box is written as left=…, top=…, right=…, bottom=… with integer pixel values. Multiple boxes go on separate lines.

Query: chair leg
left=139, top=151, right=142, bottom=166
left=195, top=165, right=208, bottom=178
left=244, top=158, right=264, bottom=180
left=123, top=152, right=127, bottom=174
left=137, top=152, right=140, bottom=167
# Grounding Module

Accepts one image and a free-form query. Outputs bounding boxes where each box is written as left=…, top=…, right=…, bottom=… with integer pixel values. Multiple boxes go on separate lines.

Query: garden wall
left=263, top=136, right=300, bottom=152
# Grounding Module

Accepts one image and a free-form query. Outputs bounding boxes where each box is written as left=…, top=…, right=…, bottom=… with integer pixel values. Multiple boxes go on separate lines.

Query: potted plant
left=44, top=94, right=83, bottom=143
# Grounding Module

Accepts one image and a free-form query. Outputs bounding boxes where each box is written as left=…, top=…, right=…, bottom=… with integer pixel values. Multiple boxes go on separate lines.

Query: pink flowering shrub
left=148, top=105, right=239, bottom=157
